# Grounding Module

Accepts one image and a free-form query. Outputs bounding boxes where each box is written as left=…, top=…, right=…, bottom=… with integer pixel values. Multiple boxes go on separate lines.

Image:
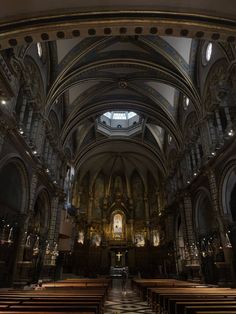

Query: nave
left=104, top=279, right=154, bottom=314
left=1, top=0, right=236, bottom=292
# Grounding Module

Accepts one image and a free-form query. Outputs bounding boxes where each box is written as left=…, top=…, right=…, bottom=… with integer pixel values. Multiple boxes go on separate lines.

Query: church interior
left=0, top=1, right=236, bottom=313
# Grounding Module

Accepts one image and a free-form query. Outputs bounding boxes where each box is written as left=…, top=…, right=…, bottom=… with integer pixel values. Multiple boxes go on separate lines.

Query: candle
left=7, top=227, right=13, bottom=243
left=25, top=235, right=31, bottom=247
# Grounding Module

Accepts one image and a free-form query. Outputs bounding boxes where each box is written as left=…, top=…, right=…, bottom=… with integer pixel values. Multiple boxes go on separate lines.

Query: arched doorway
left=0, top=159, right=28, bottom=286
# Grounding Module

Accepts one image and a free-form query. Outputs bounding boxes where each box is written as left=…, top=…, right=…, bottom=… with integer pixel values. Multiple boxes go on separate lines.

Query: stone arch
left=203, top=58, right=229, bottom=113
left=23, top=55, right=45, bottom=106
left=220, top=161, right=236, bottom=221
left=194, top=188, right=220, bottom=284
left=194, top=188, right=216, bottom=235
left=183, top=111, right=198, bottom=142
left=49, top=110, right=61, bottom=137
left=24, top=187, right=51, bottom=282
left=0, top=155, right=29, bottom=286
left=32, top=187, right=51, bottom=235
left=0, top=155, right=29, bottom=214
left=167, top=148, right=178, bottom=172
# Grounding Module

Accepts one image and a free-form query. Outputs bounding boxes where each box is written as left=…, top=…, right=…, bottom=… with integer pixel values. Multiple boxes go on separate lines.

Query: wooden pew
left=146, top=286, right=236, bottom=313
left=0, top=312, right=95, bottom=314
left=168, top=297, right=236, bottom=314
left=0, top=278, right=109, bottom=314
left=176, top=301, right=236, bottom=314
left=185, top=305, right=236, bottom=314
left=132, top=279, right=198, bottom=300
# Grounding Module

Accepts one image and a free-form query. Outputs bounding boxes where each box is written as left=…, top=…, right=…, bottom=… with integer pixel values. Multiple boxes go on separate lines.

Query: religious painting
left=111, top=211, right=125, bottom=240
left=77, top=231, right=84, bottom=245
left=134, top=232, right=145, bottom=247
left=152, top=230, right=160, bottom=246
left=113, top=213, right=122, bottom=234
left=91, top=233, right=101, bottom=247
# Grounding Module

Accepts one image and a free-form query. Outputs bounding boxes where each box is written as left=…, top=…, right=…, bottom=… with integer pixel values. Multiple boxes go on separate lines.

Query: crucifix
left=116, top=251, right=123, bottom=262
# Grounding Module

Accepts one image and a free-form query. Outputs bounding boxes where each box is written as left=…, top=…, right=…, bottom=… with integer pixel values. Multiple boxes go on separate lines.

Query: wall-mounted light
left=19, top=128, right=24, bottom=135
left=228, top=129, right=234, bottom=137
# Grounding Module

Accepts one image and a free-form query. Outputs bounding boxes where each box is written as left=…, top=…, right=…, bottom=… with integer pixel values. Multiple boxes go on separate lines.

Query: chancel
left=1, top=1, right=236, bottom=314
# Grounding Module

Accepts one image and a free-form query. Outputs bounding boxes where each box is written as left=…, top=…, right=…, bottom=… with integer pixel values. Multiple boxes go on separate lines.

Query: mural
left=77, top=231, right=84, bottom=245
left=113, top=213, right=122, bottom=233
left=134, top=232, right=145, bottom=247
left=91, top=233, right=101, bottom=247
left=112, top=212, right=125, bottom=239
left=152, top=230, right=160, bottom=246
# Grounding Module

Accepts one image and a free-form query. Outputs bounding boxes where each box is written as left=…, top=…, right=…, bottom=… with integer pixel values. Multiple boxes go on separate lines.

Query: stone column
left=19, top=97, right=27, bottom=125
left=13, top=172, right=38, bottom=284
left=28, top=172, right=38, bottom=213
left=11, top=213, right=28, bottom=286
left=224, top=106, right=232, bottom=130
left=129, top=218, right=134, bottom=244
left=195, top=143, right=201, bottom=169
left=199, top=120, right=211, bottom=160
left=183, top=194, right=197, bottom=253
left=215, top=110, right=224, bottom=144
left=48, top=146, right=53, bottom=170
left=26, top=108, right=33, bottom=138
left=43, top=195, right=61, bottom=266
left=208, top=116, right=217, bottom=149
left=30, top=113, right=40, bottom=146
left=207, top=169, right=236, bottom=283
left=87, top=192, right=93, bottom=224
left=183, top=194, right=201, bottom=280
left=36, top=118, right=46, bottom=156
left=191, top=148, right=197, bottom=171
left=0, top=125, right=7, bottom=155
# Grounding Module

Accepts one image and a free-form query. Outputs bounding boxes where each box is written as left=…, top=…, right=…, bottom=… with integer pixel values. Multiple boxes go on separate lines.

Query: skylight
left=113, top=112, right=126, bottom=120
left=103, top=111, right=137, bottom=120
left=104, top=112, right=112, bottom=119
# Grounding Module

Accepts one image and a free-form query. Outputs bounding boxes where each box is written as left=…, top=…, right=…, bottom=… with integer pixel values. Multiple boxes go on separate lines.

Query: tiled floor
left=104, top=279, right=154, bottom=314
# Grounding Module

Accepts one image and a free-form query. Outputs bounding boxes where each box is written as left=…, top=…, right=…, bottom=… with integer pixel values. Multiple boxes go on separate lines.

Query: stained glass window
left=206, top=42, right=212, bottom=62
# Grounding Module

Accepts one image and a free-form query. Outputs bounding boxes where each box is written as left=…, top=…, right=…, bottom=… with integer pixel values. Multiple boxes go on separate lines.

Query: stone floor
left=104, top=279, right=154, bottom=314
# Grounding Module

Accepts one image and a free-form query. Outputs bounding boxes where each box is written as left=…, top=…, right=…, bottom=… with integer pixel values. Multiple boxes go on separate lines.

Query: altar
left=110, top=249, right=127, bottom=267
left=110, top=266, right=128, bottom=277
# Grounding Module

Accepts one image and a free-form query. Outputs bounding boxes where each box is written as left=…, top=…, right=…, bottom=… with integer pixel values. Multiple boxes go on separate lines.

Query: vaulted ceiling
left=1, top=1, right=235, bottom=186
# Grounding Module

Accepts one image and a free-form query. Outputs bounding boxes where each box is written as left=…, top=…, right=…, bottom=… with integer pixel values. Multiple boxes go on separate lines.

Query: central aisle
left=104, top=279, right=154, bottom=314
